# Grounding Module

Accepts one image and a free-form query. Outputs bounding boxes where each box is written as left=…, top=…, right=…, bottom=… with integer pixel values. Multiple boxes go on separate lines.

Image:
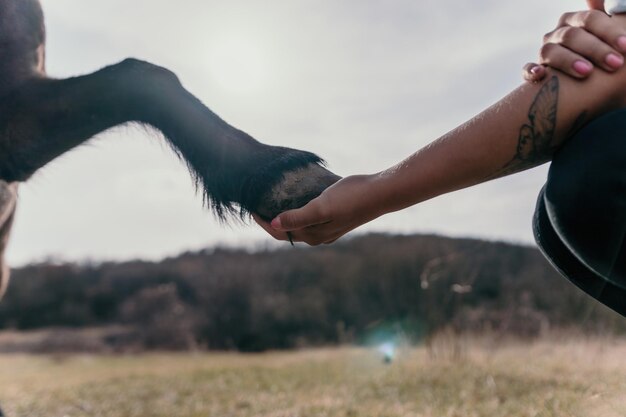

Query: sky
left=6, top=0, right=582, bottom=265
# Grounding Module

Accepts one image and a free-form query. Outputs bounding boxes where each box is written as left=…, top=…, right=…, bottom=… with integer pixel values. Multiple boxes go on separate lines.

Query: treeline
left=0, top=233, right=623, bottom=352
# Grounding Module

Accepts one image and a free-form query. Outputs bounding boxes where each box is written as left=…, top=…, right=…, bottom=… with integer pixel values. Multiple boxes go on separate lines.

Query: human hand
left=524, top=1, right=626, bottom=82
left=253, top=174, right=384, bottom=246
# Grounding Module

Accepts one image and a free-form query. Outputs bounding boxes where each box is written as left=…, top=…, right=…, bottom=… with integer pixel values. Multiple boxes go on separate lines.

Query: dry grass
left=1, top=336, right=626, bottom=417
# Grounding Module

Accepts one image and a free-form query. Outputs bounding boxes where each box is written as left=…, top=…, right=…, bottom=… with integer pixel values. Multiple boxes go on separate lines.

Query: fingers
left=558, top=10, right=626, bottom=54
left=526, top=9, right=626, bottom=82
left=546, top=26, right=624, bottom=75
left=270, top=200, right=330, bottom=232
left=255, top=217, right=337, bottom=246
left=253, top=195, right=337, bottom=245
left=536, top=10, right=626, bottom=79
left=523, top=62, right=547, bottom=83
left=252, top=214, right=290, bottom=242
left=284, top=227, right=342, bottom=246
left=539, top=42, right=595, bottom=79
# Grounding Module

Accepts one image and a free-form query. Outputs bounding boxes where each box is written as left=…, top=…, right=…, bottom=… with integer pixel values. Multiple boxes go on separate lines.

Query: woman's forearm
left=260, top=15, right=626, bottom=245
left=373, top=67, right=626, bottom=215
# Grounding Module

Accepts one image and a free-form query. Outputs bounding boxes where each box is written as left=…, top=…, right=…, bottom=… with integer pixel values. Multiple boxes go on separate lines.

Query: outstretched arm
left=256, top=15, right=626, bottom=245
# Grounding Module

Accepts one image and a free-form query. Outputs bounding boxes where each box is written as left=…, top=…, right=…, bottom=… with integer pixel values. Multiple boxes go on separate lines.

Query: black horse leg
left=0, top=59, right=338, bottom=219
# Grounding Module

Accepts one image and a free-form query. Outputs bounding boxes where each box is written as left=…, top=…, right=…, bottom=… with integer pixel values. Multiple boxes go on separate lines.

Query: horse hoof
left=254, top=163, right=341, bottom=220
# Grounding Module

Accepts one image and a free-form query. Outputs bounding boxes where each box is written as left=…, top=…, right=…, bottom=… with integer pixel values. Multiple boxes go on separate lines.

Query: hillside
left=0, top=233, right=622, bottom=352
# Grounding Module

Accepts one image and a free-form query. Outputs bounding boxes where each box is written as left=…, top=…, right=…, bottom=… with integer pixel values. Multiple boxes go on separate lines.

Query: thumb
left=586, top=0, right=605, bottom=10
left=271, top=202, right=326, bottom=231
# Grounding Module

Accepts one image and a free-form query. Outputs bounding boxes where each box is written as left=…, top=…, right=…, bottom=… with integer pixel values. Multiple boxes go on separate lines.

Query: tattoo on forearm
left=488, top=76, right=560, bottom=180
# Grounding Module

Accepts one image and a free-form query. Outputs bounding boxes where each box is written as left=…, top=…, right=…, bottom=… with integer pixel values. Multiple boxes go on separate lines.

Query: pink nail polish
left=530, top=66, right=543, bottom=75
left=271, top=217, right=282, bottom=230
left=573, top=60, right=592, bottom=75
left=618, top=36, right=626, bottom=52
left=606, top=53, right=624, bottom=69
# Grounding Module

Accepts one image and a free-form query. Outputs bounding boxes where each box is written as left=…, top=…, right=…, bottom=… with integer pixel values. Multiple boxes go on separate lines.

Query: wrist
left=370, top=169, right=422, bottom=216
left=341, top=173, right=388, bottom=222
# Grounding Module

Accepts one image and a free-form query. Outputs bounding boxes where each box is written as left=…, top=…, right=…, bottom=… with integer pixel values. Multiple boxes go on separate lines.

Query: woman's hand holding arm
left=524, top=2, right=626, bottom=81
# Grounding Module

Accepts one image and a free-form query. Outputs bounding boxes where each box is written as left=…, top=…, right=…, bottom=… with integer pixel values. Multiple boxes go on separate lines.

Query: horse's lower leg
left=0, top=58, right=339, bottom=219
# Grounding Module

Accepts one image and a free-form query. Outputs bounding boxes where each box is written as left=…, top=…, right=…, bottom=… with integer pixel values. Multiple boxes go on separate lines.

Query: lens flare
left=379, top=342, right=395, bottom=363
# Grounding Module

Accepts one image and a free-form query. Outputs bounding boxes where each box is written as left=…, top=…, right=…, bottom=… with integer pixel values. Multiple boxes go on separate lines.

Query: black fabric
left=534, top=186, right=626, bottom=316
left=534, top=109, right=626, bottom=316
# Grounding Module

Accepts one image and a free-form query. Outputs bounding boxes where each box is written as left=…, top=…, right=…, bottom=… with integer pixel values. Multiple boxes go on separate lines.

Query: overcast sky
left=6, top=0, right=582, bottom=265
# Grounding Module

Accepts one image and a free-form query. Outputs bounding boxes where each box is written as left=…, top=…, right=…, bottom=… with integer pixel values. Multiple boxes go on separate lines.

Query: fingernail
left=618, top=36, right=626, bottom=52
left=530, top=65, right=543, bottom=76
left=271, top=217, right=282, bottom=230
left=573, top=60, right=592, bottom=75
left=606, top=53, right=624, bottom=69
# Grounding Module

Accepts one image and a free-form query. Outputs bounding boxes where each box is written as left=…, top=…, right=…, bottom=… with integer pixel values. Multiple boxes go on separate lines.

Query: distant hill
left=0, top=233, right=623, bottom=352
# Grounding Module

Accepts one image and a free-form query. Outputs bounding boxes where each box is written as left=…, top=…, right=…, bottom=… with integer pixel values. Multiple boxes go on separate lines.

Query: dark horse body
left=0, top=0, right=339, bottom=298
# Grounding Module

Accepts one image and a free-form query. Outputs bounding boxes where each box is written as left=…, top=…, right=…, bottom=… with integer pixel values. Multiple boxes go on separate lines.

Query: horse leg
left=0, top=58, right=339, bottom=219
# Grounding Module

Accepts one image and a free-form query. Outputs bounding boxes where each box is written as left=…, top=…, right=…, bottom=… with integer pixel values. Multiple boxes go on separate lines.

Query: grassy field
left=2, top=337, right=626, bottom=417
